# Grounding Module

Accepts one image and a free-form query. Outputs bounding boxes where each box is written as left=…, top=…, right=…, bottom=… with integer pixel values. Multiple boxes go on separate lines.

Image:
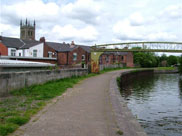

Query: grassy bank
left=155, top=67, right=176, bottom=70
left=0, top=67, right=126, bottom=136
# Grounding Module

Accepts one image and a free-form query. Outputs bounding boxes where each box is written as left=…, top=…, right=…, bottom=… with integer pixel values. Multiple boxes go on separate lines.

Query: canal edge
left=109, top=70, right=148, bottom=136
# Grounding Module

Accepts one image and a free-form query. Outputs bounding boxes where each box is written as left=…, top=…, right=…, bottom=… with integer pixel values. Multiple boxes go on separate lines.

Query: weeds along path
left=11, top=70, right=129, bottom=136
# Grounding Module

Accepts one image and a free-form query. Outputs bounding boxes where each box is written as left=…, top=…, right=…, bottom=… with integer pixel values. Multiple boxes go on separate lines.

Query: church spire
left=25, top=18, right=28, bottom=25
left=34, top=20, right=36, bottom=27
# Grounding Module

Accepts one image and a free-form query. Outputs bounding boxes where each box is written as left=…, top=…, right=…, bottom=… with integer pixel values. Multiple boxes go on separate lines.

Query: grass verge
left=0, top=67, right=127, bottom=136
left=155, top=67, right=176, bottom=70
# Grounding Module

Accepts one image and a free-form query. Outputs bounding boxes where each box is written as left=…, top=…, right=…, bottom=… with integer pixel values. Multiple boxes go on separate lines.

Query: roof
left=46, top=42, right=91, bottom=53
left=78, top=45, right=91, bottom=53
left=1, top=36, right=41, bottom=49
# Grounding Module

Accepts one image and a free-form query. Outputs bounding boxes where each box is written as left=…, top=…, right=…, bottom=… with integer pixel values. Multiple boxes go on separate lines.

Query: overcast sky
left=0, top=0, right=181, bottom=46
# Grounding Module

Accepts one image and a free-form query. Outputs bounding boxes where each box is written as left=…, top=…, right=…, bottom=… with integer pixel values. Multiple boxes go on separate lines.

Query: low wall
left=99, top=64, right=123, bottom=71
left=109, top=70, right=148, bottom=136
left=119, top=70, right=154, bottom=88
left=0, top=68, right=88, bottom=96
left=154, top=69, right=178, bottom=74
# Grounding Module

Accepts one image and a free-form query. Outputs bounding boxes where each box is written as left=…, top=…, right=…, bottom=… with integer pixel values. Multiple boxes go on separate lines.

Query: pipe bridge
left=91, top=41, right=182, bottom=53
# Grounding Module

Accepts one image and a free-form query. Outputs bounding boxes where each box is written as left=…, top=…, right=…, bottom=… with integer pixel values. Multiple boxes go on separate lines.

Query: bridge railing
left=91, top=42, right=182, bottom=53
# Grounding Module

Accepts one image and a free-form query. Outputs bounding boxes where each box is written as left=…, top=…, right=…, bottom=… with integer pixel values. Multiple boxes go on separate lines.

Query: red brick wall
left=68, top=47, right=87, bottom=66
left=126, top=52, right=134, bottom=67
left=99, top=53, right=134, bottom=67
left=57, top=47, right=89, bottom=68
left=0, top=43, right=8, bottom=56
left=44, top=44, right=57, bottom=58
left=57, top=52, right=68, bottom=65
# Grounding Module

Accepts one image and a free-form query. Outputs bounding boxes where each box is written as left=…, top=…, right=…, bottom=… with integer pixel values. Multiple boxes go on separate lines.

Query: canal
left=120, top=73, right=182, bottom=136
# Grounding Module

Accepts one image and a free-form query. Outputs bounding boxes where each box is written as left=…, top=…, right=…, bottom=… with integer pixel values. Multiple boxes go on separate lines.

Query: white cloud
left=112, top=12, right=178, bottom=42
left=49, top=24, right=98, bottom=43
left=160, top=5, right=182, bottom=19
left=113, top=19, right=146, bottom=41
left=61, top=0, right=101, bottom=24
left=2, top=0, right=60, bottom=23
left=129, top=12, right=144, bottom=26
left=147, top=32, right=177, bottom=41
left=0, top=23, right=19, bottom=37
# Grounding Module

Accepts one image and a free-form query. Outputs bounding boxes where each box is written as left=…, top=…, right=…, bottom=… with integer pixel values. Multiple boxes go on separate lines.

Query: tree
left=178, top=55, right=182, bottom=74
left=133, top=52, right=158, bottom=68
left=167, top=55, right=178, bottom=66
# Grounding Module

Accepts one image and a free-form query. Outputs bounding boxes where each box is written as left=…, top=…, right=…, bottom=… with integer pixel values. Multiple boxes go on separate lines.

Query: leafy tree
left=167, top=55, right=178, bottom=66
left=160, top=54, right=168, bottom=62
left=178, top=55, right=182, bottom=74
left=133, top=51, right=158, bottom=67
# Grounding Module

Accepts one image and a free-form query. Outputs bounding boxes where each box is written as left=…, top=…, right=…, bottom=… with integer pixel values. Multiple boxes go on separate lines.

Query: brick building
left=99, top=52, right=133, bottom=68
left=45, top=41, right=90, bottom=68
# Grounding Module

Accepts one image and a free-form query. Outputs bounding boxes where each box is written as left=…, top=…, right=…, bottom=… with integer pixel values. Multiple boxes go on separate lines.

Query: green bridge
left=91, top=41, right=182, bottom=53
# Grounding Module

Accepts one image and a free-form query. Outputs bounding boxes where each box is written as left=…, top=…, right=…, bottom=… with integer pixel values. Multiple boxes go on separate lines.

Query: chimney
left=40, top=37, right=45, bottom=43
left=70, top=41, right=75, bottom=48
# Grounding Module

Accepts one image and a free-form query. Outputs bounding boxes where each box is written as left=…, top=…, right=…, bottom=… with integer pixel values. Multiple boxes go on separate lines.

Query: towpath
left=12, top=70, right=147, bottom=136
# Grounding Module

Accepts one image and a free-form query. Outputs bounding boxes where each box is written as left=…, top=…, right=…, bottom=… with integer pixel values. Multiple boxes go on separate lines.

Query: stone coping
left=109, top=70, right=148, bottom=136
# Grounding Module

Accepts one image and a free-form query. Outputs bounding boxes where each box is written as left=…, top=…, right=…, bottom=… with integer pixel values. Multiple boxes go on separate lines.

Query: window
left=21, top=31, right=25, bottom=38
left=82, top=55, right=85, bottom=60
left=33, top=50, right=37, bottom=57
left=121, top=56, right=124, bottom=61
left=48, top=52, right=53, bottom=58
left=11, top=49, right=16, bottom=56
left=73, top=53, right=77, bottom=61
left=106, top=55, right=109, bottom=63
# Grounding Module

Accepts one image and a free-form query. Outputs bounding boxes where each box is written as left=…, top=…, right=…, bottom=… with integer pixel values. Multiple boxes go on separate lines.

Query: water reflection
left=120, top=74, right=182, bottom=136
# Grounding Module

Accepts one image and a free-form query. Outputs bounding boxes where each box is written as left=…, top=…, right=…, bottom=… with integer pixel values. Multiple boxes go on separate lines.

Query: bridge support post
left=91, top=52, right=103, bottom=73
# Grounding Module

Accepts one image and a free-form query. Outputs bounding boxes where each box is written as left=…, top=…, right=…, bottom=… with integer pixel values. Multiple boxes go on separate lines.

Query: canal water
left=120, top=74, right=182, bottom=136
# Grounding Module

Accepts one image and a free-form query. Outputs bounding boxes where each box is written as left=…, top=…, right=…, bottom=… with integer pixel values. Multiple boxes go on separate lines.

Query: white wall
left=17, top=50, right=23, bottom=56
left=7, top=43, right=44, bottom=58
left=25, top=43, right=44, bottom=57
left=8, top=48, right=16, bottom=56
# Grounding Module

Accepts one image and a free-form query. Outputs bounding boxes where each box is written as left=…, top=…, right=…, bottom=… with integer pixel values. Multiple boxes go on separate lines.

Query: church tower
left=20, top=19, right=35, bottom=40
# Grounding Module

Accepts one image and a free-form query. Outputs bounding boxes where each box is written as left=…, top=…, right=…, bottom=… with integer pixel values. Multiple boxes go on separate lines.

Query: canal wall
left=119, top=70, right=154, bottom=88
left=0, top=68, right=88, bottom=96
left=119, top=69, right=178, bottom=88
left=109, top=70, right=148, bottom=136
left=154, top=69, right=178, bottom=74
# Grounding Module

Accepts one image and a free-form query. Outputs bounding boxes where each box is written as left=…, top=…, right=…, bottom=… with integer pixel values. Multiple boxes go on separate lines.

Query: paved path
left=12, top=70, right=146, bottom=136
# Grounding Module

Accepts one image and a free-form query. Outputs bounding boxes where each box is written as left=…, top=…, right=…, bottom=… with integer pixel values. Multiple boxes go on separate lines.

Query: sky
left=0, top=0, right=181, bottom=46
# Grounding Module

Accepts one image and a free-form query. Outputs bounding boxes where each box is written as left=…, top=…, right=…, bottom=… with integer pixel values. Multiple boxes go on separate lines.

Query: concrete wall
left=0, top=68, right=88, bottom=96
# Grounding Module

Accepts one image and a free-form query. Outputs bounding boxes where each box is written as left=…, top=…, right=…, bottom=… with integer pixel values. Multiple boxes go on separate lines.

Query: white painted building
left=22, top=43, right=44, bottom=57
left=1, top=36, right=44, bottom=58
